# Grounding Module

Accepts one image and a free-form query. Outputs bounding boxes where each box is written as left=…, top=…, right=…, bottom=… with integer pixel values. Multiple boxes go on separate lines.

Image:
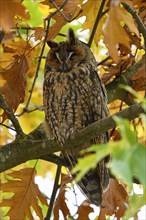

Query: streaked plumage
left=43, top=29, right=110, bottom=206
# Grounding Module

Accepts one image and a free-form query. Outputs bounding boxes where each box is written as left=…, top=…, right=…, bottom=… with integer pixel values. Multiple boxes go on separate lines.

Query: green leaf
left=72, top=143, right=111, bottom=182
left=109, top=144, right=133, bottom=186
left=73, top=116, right=146, bottom=193
left=72, top=153, right=97, bottom=182
left=113, top=116, right=137, bottom=145
left=124, top=190, right=146, bottom=219
left=23, top=0, right=44, bottom=26
left=119, top=85, right=146, bottom=112
left=130, top=143, right=146, bottom=188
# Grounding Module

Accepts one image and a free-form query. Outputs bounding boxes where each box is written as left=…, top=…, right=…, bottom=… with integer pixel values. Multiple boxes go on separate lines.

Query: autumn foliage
left=0, top=0, right=146, bottom=219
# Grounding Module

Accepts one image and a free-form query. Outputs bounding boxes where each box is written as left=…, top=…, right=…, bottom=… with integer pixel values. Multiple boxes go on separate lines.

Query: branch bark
left=0, top=92, right=24, bottom=137
left=106, top=55, right=145, bottom=104
left=0, top=102, right=144, bottom=173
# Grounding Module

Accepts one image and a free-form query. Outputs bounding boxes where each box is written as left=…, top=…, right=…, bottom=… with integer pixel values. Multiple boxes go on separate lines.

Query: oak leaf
left=0, top=168, right=48, bottom=220
left=34, top=27, right=45, bottom=41
left=101, top=55, right=135, bottom=84
left=2, top=38, right=38, bottom=77
left=0, top=54, right=28, bottom=121
left=78, top=0, right=105, bottom=45
left=104, top=0, right=139, bottom=63
left=77, top=200, right=94, bottom=220
left=53, top=173, right=72, bottom=220
left=131, top=60, right=146, bottom=91
left=0, top=0, right=29, bottom=32
left=46, top=0, right=81, bottom=40
left=99, top=179, right=129, bottom=220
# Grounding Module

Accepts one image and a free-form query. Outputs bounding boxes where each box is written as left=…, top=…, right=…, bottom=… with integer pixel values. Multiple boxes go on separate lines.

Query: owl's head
left=46, top=29, right=86, bottom=72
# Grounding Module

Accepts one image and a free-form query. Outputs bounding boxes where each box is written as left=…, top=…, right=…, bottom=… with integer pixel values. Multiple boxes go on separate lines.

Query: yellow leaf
left=77, top=0, right=107, bottom=45
left=119, top=0, right=139, bottom=37
left=104, top=2, right=130, bottom=63
left=0, top=55, right=28, bottom=121
left=0, top=168, right=48, bottom=220
left=79, top=0, right=101, bottom=32
left=103, top=0, right=139, bottom=63
left=0, top=0, right=29, bottom=32
left=2, top=38, right=39, bottom=77
left=47, top=0, right=81, bottom=40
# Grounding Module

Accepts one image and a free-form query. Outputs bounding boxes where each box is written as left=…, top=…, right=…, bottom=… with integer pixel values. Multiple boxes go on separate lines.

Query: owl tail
left=63, top=152, right=109, bottom=206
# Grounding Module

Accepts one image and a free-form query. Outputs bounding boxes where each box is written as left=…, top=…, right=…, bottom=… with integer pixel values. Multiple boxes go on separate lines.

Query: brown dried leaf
left=132, top=61, right=145, bottom=81
left=131, top=60, right=146, bottom=91
left=101, top=55, right=135, bottom=84
left=77, top=200, right=94, bottom=220
left=77, top=0, right=103, bottom=44
left=3, top=39, right=32, bottom=55
left=104, top=0, right=139, bottom=63
left=34, top=27, right=45, bottom=41
left=0, top=168, right=48, bottom=220
left=133, top=0, right=146, bottom=8
left=0, top=52, right=15, bottom=69
left=0, top=0, right=29, bottom=32
left=47, top=0, right=81, bottom=40
left=111, top=129, right=121, bottom=141
left=2, top=38, right=38, bottom=77
left=99, top=179, right=129, bottom=220
left=0, top=55, right=28, bottom=120
left=2, top=32, right=17, bottom=43
left=53, top=173, right=72, bottom=220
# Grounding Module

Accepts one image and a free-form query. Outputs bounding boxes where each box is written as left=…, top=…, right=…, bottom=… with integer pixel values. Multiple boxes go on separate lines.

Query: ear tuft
left=68, top=28, right=77, bottom=45
left=47, top=40, right=59, bottom=48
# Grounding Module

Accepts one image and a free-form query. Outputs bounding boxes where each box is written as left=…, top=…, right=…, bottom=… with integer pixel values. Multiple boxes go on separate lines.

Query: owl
left=43, top=29, right=110, bottom=206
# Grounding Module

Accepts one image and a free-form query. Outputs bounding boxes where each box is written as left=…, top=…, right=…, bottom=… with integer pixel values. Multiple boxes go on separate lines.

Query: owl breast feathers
left=43, top=28, right=110, bottom=206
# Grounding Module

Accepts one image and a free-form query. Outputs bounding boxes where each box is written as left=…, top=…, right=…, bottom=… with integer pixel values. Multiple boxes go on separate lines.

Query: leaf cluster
left=0, top=0, right=146, bottom=219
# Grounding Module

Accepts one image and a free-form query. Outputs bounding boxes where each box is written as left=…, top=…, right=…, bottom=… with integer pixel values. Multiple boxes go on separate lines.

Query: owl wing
left=43, top=66, right=110, bottom=206
left=61, top=68, right=110, bottom=206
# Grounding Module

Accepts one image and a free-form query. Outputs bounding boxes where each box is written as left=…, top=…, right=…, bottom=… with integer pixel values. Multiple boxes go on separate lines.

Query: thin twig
left=40, top=154, right=66, bottom=166
left=23, top=0, right=70, bottom=113
left=0, top=92, right=24, bottom=137
left=45, top=165, right=62, bottom=220
left=24, top=26, right=49, bottom=111
left=88, top=0, right=107, bottom=47
left=0, top=123, right=16, bottom=132
left=17, top=106, right=43, bottom=117
left=50, top=0, right=70, bottom=22
left=122, top=2, right=146, bottom=98
left=122, top=2, right=146, bottom=49
left=97, top=56, right=110, bottom=66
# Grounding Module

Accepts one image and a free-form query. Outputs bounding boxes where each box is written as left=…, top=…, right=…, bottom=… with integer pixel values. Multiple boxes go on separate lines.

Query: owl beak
left=62, top=62, right=69, bottom=72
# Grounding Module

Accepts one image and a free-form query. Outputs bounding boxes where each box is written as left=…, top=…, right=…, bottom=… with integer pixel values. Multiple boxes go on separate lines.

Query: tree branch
left=88, top=0, right=107, bottom=47
left=122, top=2, right=146, bottom=49
left=0, top=102, right=144, bottom=173
left=106, top=55, right=145, bottom=104
left=45, top=165, right=61, bottom=220
left=0, top=92, right=24, bottom=137
left=21, top=0, right=69, bottom=115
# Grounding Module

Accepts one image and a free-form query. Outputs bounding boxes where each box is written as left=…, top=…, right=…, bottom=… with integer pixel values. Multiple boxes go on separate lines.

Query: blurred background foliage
left=0, top=0, right=145, bottom=219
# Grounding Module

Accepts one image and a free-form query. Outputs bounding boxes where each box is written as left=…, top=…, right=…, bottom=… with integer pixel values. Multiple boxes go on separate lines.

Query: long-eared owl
left=43, top=29, right=110, bottom=206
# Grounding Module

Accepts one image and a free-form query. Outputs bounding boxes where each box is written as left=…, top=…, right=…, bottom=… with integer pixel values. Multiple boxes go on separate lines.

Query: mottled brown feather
left=43, top=29, right=110, bottom=206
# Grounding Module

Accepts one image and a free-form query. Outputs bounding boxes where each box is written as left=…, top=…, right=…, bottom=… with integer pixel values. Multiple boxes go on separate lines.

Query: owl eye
left=55, top=52, right=62, bottom=63
left=67, top=52, right=76, bottom=60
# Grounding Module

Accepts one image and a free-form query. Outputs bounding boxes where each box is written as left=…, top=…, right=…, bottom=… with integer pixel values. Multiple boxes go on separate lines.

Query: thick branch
left=0, top=102, right=144, bottom=173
